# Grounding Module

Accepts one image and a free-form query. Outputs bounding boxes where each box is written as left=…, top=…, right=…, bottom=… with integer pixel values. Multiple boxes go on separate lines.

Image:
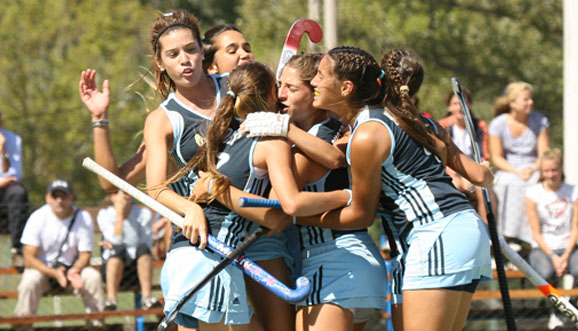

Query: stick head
left=276, top=19, right=323, bottom=81
left=451, top=77, right=462, bottom=96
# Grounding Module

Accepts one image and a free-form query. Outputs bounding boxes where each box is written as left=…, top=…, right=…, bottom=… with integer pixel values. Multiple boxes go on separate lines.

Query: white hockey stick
left=81, top=158, right=311, bottom=303
left=452, top=77, right=578, bottom=327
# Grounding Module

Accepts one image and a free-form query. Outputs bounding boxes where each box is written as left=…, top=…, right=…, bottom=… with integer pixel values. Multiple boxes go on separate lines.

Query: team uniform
left=162, top=117, right=293, bottom=325
left=159, top=74, right=227, bottom=328
left=162, top=74, right=227, bottom=198
left=349, top=108, right=492, bottom=302
left=295, top=118, right=388, bottom=322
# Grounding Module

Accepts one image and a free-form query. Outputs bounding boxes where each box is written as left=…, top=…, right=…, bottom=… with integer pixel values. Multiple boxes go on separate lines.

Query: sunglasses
left=51, top=191, right=69, bottom=199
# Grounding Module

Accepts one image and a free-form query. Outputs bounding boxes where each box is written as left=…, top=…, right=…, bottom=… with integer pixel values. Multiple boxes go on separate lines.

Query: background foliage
left=0, top=0, right=563, bottom=203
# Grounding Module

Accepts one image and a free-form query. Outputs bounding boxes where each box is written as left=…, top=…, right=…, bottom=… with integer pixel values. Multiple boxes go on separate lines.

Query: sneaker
left=548, top=311, right=565, bottom=330
left=142, top=296, right=161, bottom=310
left=104, top=299, right=117, bottom=311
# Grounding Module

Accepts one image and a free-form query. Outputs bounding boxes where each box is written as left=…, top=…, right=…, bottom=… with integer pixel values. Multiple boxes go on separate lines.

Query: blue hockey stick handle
left=238, top=197, right=282, bottom=208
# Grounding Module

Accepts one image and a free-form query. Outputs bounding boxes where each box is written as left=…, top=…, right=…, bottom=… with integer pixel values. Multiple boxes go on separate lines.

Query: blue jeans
left=528, top=247, right=578, bottom=285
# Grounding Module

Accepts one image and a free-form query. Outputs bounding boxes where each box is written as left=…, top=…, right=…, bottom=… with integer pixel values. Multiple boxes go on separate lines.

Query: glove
left=244, top=112, right=290, bottom=138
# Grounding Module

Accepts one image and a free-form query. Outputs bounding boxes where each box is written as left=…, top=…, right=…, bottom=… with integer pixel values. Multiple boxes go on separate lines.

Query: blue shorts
left=244, top=223, right=294, bottom=268
left=388, top=253, right=404, bottom=305
left=296, top=232, right=388, bottom=322
left=160, top=246, right=253, bottom=326
left=403, top=210, right=492, bottom=290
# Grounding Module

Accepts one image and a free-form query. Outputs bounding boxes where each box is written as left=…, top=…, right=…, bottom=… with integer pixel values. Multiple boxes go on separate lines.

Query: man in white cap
left=14, top=179, right=105, bottom=318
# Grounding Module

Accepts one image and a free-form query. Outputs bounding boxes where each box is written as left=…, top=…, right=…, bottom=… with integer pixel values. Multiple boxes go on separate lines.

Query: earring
left=159, top=68, right=165, bottom=72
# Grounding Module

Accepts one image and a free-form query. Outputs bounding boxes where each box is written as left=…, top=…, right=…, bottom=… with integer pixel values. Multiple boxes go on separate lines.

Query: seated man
left=97, top=190, right=160, bottom=310
left=0, top=108, right=30, bottom=268
left=14, top=179, right=105, bottom=316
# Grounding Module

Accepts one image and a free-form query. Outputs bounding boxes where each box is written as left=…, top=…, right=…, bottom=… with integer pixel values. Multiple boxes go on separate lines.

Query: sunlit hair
left=538, top=148, right=564, bottom=182
left=326, top=46, right=385, bottom=115
left=202, top=24, right=244, bottom=73
left=380, top=48, right=450, bottom=159
left=168, top=62, right=276, bottom=202
left=150, top=10, right=202, bottom=98
left=493, top=81, right=533, bottom=117
left=285, top=53, right=323, bottom=90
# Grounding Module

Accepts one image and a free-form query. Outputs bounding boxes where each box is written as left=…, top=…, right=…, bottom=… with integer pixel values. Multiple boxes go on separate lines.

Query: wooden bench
left=0, top=307, right=164, bottom=325
left=473, top=269, right=578, bottom=300
left=0, top=259, right=166, bottom=327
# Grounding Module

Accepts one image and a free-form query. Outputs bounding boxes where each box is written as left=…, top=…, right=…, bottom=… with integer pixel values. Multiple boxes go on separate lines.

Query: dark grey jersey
left=298, top=118, right=363, bottom=250
left=348, top=108, right=472, bottom=256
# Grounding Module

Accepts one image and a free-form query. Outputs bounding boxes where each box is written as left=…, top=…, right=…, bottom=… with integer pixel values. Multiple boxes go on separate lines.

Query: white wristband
left=343, top=189, right=353, bottom=206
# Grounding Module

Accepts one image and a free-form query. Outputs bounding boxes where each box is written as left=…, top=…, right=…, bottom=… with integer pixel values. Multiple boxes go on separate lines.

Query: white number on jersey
left=216, top=152, right=230, bottom=169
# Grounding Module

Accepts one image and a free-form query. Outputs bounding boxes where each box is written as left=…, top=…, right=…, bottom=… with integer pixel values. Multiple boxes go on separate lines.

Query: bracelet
left=343, top=189, right=353, bottom=206
left=466, top=184, right=477, bottom=194
left=207, top=178, right=215, bottom=195
left=0, top=153, right=9, bottom=160
left=91, top=119, right=110, bottom=127
left=549, top=252, right=557, bottom=259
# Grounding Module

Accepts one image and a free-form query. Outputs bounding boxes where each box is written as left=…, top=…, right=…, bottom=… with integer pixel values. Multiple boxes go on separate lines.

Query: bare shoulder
left=144, top=107, right=171, bottom=133
left=350, top=122, right=390, bottom=163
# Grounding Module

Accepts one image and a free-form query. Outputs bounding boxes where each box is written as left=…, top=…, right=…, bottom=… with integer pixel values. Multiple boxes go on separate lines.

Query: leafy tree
left=0, top=0, right=157, bottom=204
left=142, top=0, right=241, bottom=31
left=239, top=0, right=563, bottom=146
left=0, top=0, right=564, bottom=204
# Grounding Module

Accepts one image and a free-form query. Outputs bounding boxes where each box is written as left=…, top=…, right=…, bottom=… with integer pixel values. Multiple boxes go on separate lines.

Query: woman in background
left=489, top=81, right=550, bottom=247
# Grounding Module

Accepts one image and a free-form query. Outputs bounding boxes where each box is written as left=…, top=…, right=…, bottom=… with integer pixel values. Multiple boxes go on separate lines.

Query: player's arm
left=287, top=123, right=345, bottom=169
left=144, top=109, right=208, bottom=248
left=298, top=122, right=387, bottom=229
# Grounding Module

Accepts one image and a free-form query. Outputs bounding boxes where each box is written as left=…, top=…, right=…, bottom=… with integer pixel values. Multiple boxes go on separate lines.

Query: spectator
left=151, top=216, right=171, bottom=261
left=97, top=190, right=160, bottom=311
left=489, top=81, right=550, bottom=247
left=526, top=149, right=578, bottom=329
left=0, top=108, right=30, bottom=268
left=439, top=90, right=492, bottom=221
left=14, top=179, right=105, bottom=318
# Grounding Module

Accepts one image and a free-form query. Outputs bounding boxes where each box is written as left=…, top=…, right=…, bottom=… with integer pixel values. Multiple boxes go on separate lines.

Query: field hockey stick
left=276, top=18, right=323, bottom=81
left=157, top=225, right=266, bottom=330
left=453, top=78, right=578, bottom=326
left=452, top=77, right=517, bottom=330
left=500, top=235, right=578, bottom=325
left=81, top=157, right=311, bottom=301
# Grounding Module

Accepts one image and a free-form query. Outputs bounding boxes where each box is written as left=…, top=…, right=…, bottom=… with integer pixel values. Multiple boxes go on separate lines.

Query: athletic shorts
left=388, top=253, right=404, bottom=305
left=160, top=246, right=253, bottom=326
left=244, top=222, right=294, bottom=268
left=403, top=210, right=492, bottom=290
left=296, top=232, right=388, bottom=322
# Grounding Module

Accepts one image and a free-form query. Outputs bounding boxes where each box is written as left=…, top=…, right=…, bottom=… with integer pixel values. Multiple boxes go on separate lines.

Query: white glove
left=244, top=112, right=290, bottom=138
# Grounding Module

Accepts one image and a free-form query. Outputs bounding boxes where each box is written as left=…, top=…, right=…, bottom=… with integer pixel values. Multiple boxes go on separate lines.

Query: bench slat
left=0, top=308, right=164, bottom=325
left=473, top=288, right=578, bottom=300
